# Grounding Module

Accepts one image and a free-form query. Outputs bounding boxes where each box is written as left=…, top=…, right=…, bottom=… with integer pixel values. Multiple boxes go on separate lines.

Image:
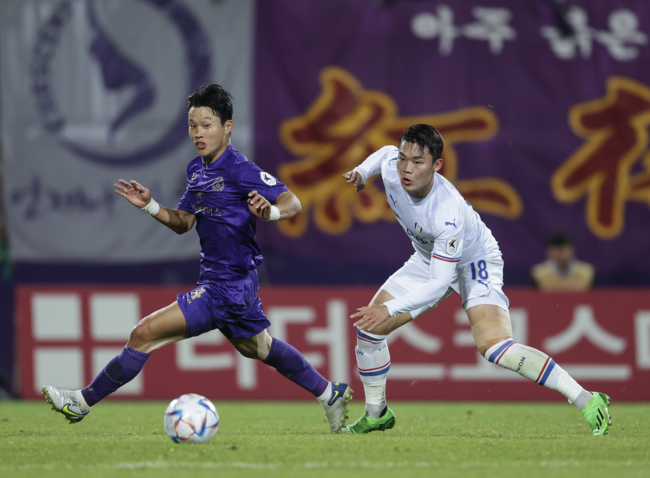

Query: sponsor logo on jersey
left=446, top=236, right=458, bottom=255
left=190, top=172, right=199, bottom=183
left=211, top=176, right=225, bottom=192
left=260, top=172, right=277, bottom=186
left=445, top=218, right=457, bottom=228
left=192, top=205, right=221, bottom=217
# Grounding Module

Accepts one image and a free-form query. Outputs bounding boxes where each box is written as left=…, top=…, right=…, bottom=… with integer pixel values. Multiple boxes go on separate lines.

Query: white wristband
left=142, top=198, right=160, bottom=216
left=267, top=205, right=281, bottom=221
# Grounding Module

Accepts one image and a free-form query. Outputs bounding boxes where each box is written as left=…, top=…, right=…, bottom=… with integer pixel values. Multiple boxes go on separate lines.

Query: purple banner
left=254, top=0, right=650, bottom=283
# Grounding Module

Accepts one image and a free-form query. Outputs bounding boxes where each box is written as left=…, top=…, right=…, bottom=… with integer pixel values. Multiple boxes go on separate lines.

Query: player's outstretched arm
left=342, top=171, right=366, bottom=192
left=114, top=179, right=195, bottom=234
left=248, top=189, right=301, bottom=221
left=342, top=145, right=395, bottom=193
left=351, top=259, right=456, bottom=332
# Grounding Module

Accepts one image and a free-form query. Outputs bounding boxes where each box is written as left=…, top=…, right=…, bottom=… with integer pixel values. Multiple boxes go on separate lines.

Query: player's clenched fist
left=342, top=170, right=366, bottom=192
left=247, top=190, right=271, bottom=220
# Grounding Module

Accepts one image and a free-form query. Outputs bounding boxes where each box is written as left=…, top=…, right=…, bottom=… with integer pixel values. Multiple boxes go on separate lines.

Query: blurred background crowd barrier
left=1, top=0, right=649, bottom=400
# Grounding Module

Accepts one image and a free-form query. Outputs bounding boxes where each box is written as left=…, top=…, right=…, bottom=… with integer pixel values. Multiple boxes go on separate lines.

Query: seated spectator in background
left=531, top=232, right=594, bottom=291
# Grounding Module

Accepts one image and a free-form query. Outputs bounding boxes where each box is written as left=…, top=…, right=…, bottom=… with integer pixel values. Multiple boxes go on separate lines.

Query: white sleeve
left=430, top=198, right=464, bottom=262
left=383, top=259, right=456, bottom=316
left=383, top=197, right=465, bottom=316
left=353, top=145, right=395, bottom=183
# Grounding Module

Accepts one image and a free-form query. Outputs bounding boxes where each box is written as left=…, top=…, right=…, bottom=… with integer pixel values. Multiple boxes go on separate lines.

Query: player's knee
left=236, top=347, right=258, bottom=360
left=478, top=336, right=513, bottom=358
left=231, top=340, right=261, bottom=360
left=128, top=320, right=154, bottom=349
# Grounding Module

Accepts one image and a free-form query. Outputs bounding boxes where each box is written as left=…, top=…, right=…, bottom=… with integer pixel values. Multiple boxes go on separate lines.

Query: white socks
left=363, top=379, right=388, bottom=418
left=485, top=339, right=589, bottom=408
left=75, top=390, right=90, bottom=412
left=316, top=382, right=332, bottom=405
left=355, top=328, right=390, bottom=418
left=356, top=331, right=591, bottom=413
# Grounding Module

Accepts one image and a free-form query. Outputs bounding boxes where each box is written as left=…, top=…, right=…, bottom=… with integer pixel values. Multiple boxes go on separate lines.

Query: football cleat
left=322, top=382, right=353, bottom=434
left=344, top=406, right=396, bottom=434
left=582, top=391, right=611, bottom=436
left=42, top=385, right=90, bottom=424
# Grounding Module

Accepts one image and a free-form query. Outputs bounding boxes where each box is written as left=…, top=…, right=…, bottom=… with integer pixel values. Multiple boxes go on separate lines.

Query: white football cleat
left=42, top=385, right=91, bottom=424
left=321, top=382, right=353, bottom=434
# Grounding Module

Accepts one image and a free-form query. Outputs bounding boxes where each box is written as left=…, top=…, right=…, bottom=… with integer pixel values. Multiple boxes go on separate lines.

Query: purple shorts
left=177, top=269, right=271, bottom=340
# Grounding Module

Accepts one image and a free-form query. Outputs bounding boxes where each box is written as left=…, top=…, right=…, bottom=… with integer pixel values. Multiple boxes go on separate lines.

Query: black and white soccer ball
left=164, top=393, right=219, bottom=444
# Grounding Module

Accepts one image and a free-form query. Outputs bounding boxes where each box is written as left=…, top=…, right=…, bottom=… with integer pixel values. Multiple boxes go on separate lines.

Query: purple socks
left=81, top=347, right=150, bottom=406
left=80, top=340, right=328, bottom=406
left=263, top=338, right=328, bottom=397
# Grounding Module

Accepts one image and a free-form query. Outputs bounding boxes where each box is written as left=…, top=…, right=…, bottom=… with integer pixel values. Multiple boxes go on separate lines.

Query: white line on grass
left=0, top=460, right=647, bottom=471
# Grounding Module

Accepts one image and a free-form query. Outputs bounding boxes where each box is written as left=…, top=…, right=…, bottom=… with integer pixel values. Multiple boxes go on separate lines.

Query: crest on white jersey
left=415, top=218, right=425, bottom=234
left=446, top=236, right=458, bottom=255
left=260, top=171, right=277, bottom=186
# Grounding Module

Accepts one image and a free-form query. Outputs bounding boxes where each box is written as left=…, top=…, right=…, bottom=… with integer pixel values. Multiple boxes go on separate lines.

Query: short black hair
left=399, top=124, right=444, bottom=160
left=187, top=84, right=233, bottom=125
left=546, top=231, right=574, bottom=247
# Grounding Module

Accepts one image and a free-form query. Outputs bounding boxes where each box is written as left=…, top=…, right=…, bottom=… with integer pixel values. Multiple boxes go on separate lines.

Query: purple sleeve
left=177, top=162, right=195, bottom=212
left=177, top=189, right=193, bottom=213
left=237, top=161, right=288, bottom=203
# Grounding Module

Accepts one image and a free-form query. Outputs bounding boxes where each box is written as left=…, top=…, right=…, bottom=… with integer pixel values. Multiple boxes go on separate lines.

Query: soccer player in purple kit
left=42, top=84, right=353, bottom=434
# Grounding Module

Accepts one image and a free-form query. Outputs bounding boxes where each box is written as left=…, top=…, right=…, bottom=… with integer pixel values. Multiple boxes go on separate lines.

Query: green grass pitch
left=0, top=400, right=649, bottom=478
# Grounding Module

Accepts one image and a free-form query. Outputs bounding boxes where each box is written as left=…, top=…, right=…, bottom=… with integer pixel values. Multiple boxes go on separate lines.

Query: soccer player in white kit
left=342, top=124, right=611, bottom=436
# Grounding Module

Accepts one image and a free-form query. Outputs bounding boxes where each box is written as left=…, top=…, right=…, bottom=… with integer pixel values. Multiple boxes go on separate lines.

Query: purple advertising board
left=254, top=0, right=650, bottom=285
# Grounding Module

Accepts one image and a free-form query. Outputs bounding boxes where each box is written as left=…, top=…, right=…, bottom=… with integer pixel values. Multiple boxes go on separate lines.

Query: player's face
left=397, top=142, right=443, bottom=198
left=188, top=107, right=233, bottom=163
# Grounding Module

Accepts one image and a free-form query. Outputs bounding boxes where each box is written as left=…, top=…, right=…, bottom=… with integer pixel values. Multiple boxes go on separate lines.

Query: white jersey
left=354, top=145, right=501, bottom=267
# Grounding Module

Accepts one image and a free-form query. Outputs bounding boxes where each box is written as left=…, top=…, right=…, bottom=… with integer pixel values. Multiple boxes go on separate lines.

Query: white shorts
left=381, top=252, right=510, bottom=319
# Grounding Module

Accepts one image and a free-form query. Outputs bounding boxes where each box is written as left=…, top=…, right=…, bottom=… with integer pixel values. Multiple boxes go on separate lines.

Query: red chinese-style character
left=553, top=76, right=650, bottom=239
left=278, top=67, right=522, bottom=238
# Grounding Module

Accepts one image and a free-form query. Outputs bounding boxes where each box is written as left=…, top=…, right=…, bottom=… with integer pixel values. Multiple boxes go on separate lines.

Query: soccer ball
left=164, top=393, right=219, bottom=444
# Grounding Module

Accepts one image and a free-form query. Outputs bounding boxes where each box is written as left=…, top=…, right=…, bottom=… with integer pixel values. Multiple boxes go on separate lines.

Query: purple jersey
left=177, top=145, right=288, bottom=281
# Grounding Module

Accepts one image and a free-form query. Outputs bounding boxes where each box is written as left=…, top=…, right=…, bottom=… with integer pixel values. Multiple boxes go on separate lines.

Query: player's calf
left=81, top=346, right=151, bottom=407
left=484, top=339, right=609, bottom=435
left=355, top=329, right=391, bottom=418
left=484, top=339, right=584, bottom=398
